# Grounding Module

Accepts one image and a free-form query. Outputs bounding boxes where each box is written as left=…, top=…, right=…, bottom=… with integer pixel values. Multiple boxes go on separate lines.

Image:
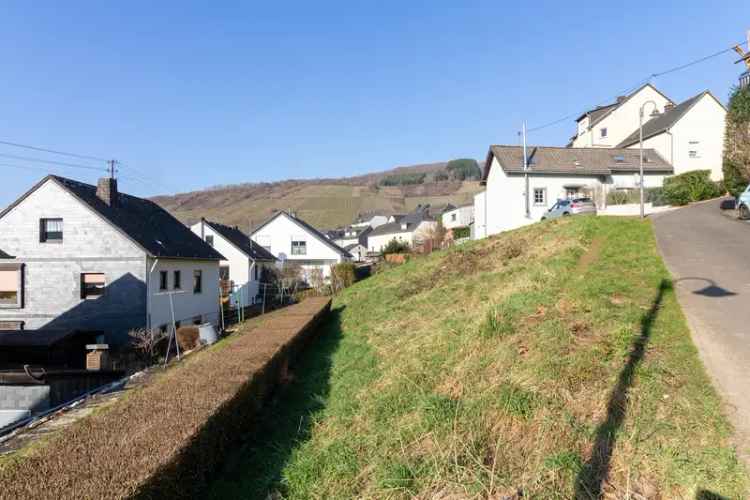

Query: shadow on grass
left=695, top=490, right=729, bottom=500
left=206, top=307, right=344, bottom=500
left=575, top=280, right=669, bottom=499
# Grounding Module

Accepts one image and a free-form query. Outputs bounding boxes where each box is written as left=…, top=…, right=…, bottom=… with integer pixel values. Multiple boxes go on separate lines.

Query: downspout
left=147, top=258, right=159, bottom=330
left=523, top=121, right=530, bottom=218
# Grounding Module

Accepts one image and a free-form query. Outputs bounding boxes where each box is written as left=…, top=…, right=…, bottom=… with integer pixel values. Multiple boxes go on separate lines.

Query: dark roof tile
left=202, top=220, right=277, bottom=261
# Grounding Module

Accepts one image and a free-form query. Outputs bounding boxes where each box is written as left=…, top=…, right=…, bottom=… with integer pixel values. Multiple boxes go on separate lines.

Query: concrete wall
left=572, top=85, right=672, bottom=148
left=146, top=257, right=221, bottom=331
left=473, top=191, right=486, bottom=240
left=0, top=179, right=147, bottom=343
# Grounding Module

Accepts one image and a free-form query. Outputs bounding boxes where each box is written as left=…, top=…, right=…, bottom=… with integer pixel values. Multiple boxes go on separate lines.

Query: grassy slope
left=210, top=217, right=747, bottom=499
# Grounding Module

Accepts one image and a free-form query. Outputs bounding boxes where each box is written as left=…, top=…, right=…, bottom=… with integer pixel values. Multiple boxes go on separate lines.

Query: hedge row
left=0, top=297, right=332, bottom=500
left=662, top=169, right=723, bottom=206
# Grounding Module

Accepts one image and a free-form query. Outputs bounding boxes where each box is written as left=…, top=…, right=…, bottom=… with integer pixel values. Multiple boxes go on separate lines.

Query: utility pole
left=522, top=121, right=530, bottom=218
left=108, top=159, right=117, bottom=179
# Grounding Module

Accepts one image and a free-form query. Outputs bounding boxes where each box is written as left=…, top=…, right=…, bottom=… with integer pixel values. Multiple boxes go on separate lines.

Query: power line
left=0, top=152, right=108, bottom=172
left=526, top=39, right=749, bottom=134
left=0, top=139, right=110, bottom=163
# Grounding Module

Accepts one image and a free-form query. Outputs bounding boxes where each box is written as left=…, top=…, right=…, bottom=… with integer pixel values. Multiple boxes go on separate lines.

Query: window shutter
left=39, top=219, right=44, bottom=242
left=80, top=274, right=86, bottom=299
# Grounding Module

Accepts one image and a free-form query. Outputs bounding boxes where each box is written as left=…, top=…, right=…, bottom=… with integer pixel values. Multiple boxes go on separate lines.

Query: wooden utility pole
left=108, top=159, right=117, bottom=178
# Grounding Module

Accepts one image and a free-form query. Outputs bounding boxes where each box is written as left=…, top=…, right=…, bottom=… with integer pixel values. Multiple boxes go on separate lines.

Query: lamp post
left=639, top=100, right=660, bottom=219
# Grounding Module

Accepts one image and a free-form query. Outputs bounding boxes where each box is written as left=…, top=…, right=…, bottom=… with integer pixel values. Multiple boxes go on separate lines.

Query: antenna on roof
left=107, top=159, right=117, bottom=179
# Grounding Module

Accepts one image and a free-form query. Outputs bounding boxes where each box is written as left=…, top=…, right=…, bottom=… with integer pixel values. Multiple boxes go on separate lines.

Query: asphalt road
left=652, top=199, right=750, bottom=463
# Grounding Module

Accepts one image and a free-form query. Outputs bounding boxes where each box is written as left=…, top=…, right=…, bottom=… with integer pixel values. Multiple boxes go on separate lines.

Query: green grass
left=208, top=216, right=748, bottom=499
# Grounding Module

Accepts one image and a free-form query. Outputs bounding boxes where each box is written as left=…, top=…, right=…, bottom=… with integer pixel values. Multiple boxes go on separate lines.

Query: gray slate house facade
left=0, top=175, right=225, bottom=344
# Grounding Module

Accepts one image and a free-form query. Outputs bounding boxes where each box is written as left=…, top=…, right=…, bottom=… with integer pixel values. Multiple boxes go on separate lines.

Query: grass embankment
left=210, top=217, right=747, bottom=499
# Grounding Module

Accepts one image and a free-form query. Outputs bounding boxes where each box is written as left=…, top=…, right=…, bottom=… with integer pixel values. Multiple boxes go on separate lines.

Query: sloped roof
left=483, top=145, right=672, bottom=180
left=0, top=249, right=13, bottom=259
left=202, top=220, right=277, bottom=261
left=576, top=83, right=674, bottom=129
left=616, top=91, right=722, bottom=147
left=250, top=211, right=353, bottom=258
left=369, top=210, right=433, bottom=237
left=0, top=176, right=224, bottom=260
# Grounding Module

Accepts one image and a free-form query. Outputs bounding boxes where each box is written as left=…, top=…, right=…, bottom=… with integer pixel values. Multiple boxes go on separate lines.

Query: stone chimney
left=96, top=177, right=118, bottom=207
left=616, top=95, right=627, bottom=104
left=663, top=103, right=675, bottom=112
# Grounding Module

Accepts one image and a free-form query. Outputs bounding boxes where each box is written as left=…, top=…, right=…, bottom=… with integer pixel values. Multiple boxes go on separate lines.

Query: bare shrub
left=128, top=328, right=167, bottom=363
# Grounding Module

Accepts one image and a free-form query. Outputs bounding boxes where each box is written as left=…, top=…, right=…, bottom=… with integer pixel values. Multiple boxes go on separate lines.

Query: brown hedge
left=0, top=297, right=332, bottom=500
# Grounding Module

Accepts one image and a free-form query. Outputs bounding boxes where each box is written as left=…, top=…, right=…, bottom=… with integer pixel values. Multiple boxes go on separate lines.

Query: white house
left=332, top=225, right=372, bottom=249
left=367, top=210, right=438, bottom=253
left=190, top=219, right=277, bottom=308
left=476, top=146, right=673, bottom=238
left=351, top=213, right=389, bottom=230
left=570, top=83, right=673, bottom=149
left=0, top=175, right=224, bottom=344
left=343, top=243, right=368, bottom=262
left=250, top=211, right=352, bottom=281
left=615, top=91, right=726, bottom=181
left=442, top=204, right=474, bottom=230
left=571, top=84, right=725, bottom=181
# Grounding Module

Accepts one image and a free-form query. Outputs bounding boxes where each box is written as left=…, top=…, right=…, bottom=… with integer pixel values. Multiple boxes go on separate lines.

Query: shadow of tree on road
left=575, top=280, right=669, bottom=499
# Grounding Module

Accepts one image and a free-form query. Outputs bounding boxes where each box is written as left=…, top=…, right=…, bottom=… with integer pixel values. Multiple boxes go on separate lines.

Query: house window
left=451, top=213, right=457, bottom=222
left=0, top=265, right=23, bottom=308
left=600, top=127, right=608, bottom=138
left=533, top=188, right=546, bottom=206
left=254, top=264, right=259, bottom=281
left=159, top=271, right=168, bottom=291
left=205, top=235, right=214, bottom=247
left=40, top=218, right=63, bottom=243
left=291, top=240, right=307, bottom=255
left=193, top=270, right=203, bottom=294
left=173, top=270, right=181, bottom=290
left=81, top=273, right=105, bottom=299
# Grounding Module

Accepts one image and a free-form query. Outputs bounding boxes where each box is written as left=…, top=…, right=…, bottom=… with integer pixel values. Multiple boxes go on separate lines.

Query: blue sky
left=1, top=1, right=748, bottom=206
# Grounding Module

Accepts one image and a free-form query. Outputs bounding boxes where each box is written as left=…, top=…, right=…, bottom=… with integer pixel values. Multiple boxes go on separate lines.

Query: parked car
left=737, top=184, right=750, bottom=219
left=541, top=197, right=597, bottom=220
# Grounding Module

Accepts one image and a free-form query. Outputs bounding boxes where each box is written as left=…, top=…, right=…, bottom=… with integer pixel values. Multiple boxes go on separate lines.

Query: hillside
left=151, top=161, right=483, bottom=230
left=210, top=217, right=747, bottom=499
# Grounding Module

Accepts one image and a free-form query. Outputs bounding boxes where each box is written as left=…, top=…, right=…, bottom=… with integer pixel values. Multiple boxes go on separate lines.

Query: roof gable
left=0, top=176, right=224, bottom=260
left=582, top=83, right=674, bottom=130
left=251, top=211, right=352, bottom=258
left=202, top=220, right=277, bottom=261
left=616, top=91, right=724, bottom=147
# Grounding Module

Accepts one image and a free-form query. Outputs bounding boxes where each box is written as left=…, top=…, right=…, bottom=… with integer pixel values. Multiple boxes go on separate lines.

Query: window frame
left=80, top=273, right=106, bottom=300
left=159, top=270, right=168, bottom=291
left=600, top=127, right=608, bottom=138
left=39, top=218, right=63, bottom=243
left=173, top=270, right=181, bottom=290
left=291, top=240, right=307, bottom=255
left=193, top=270, right=203, bottom=294
left=0, top=263, right=24, bottom=309
left=533, top=188, right=547, bottom=206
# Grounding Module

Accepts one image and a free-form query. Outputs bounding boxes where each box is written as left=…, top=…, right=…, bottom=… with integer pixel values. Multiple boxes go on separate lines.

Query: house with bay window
left=0, top=175, right=224, bottom=344
left=190, top=219, right=277, bottom=307
left=249, top=211, right=351, bottom=281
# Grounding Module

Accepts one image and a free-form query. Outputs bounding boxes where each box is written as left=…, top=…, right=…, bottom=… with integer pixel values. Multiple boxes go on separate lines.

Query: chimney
left=616, top=95, right=627, bottom=104
left=663, top=103, right=675, bottom=112
left=96, top=177, right=118, bottom=207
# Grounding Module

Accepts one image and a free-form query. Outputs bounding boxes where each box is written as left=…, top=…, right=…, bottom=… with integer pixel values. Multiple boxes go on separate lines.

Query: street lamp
left=639, top=100, right=660, bottom=219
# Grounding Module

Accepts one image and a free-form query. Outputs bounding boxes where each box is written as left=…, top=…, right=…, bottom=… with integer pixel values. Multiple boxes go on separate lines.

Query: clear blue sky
left=1, top=1, right=748, bottom=206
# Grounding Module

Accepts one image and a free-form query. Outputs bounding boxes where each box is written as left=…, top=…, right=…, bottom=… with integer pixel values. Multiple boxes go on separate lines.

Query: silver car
left=541, top=197, right=597, bottom=220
